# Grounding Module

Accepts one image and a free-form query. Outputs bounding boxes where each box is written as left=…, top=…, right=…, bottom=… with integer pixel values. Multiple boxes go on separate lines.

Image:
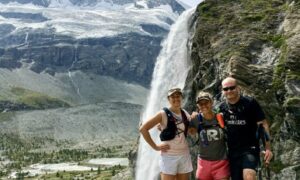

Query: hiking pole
left=261, top=126, right=271, bottom=180
left=256, top=124, right=271, bottom=180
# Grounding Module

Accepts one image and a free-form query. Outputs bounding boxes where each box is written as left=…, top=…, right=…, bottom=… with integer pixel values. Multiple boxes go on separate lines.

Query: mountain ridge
left=0, top=0, right=185, bottom=87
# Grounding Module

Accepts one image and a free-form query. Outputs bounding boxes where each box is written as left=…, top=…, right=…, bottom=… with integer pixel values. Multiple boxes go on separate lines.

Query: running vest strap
left=197, top=113, right=225, bottom=132
left=196, top=113, right=225, bottom=146
left=159, top=107, right=189, bottom=141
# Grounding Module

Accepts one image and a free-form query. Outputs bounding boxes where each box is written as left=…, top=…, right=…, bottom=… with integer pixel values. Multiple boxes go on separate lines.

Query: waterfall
left=68, top=44, right=82, bottom=99
left=135, top=8, right=196, bottom=180
left=25, top=32, right=29, bottom=45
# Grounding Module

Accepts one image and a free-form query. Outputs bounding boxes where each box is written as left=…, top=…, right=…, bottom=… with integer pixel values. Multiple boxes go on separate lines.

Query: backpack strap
left=196, top=113, right=209, bottom=146
left=163, top=107, right=173, bottom=121
left=195, top=113, right=226, bottom=147
left=197, top=113, right=204, bottom=134
left=160, top=107, right=177, bottom=141
left=163, top=107, right=189, bottom=137
left=180, top=109, right=189, bottom=137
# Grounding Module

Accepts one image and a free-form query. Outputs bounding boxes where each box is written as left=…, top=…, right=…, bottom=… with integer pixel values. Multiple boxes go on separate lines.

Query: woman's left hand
left=156, top=143, right=170, bottom=152
left=191, top=111, right=199, bottom=119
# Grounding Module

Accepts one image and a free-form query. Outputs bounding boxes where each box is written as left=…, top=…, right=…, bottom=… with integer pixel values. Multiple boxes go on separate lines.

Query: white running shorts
left=159, top=153, right=193, bottom=175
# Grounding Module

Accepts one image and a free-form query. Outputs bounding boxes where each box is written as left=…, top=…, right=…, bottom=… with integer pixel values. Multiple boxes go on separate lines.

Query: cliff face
left=186, top=0, right=300, bottom=178
left=0, top=32, right=162, bottom=87
left=0, top=0, right=184, bottom=109
left=0, top=0, right=186, bottom=88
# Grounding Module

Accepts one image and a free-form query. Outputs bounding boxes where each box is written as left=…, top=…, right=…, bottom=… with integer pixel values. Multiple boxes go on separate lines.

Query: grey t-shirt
left=191, top=117, right=227, bottom=160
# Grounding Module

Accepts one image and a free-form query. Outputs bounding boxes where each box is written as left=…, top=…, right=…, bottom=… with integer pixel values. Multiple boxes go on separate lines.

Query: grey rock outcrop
left=186, top=0, right=300, bottom=178
left=0, top=12, right=48, bottom=23
left=0, top=32, right=162, bottom=87
left=0, top=101, right=32, bottom=112
left=0, top=0, right=186, bottom=87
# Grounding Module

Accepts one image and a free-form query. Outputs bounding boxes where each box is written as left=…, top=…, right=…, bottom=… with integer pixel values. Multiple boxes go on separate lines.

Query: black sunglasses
left=222, top=86, right=236, bottom=91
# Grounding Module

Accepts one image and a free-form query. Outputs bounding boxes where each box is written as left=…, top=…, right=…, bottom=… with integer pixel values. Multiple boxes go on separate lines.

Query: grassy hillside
left=11, top=87, right=70, bottom=109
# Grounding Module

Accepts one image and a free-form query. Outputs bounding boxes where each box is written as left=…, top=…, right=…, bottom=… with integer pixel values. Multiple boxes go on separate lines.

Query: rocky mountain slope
left=0, top=0, right=182, bottom=87
left=0, top=102, right=141, bottom=147
left=0, top=0, right=189, bottom=141
left=0, top=1, right=188, bottom=177
left=0, top=1, right=186, bottom=112
left=185, top=0, right=300, bottom=178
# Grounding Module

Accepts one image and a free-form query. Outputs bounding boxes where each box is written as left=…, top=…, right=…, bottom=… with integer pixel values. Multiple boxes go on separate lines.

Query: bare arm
left=261, top=120, right=271, bottom=150
left=188, top=111, right=199, bottom=136
left=139, top=112, right=169, bottom=152
left=258, top=119, right=273, bottom=164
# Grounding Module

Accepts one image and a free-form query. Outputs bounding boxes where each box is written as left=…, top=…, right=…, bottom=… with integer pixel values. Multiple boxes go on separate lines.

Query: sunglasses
left=222, top=86, right=236, bottom=91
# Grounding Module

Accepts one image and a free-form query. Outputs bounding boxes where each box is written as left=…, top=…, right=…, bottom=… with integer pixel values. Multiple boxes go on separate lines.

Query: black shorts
left=229, top=152, right=259, bottom=180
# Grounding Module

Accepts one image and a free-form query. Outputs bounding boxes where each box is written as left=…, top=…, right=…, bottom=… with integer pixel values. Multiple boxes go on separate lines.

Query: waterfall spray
left=135, top=8, right=196, bottom=180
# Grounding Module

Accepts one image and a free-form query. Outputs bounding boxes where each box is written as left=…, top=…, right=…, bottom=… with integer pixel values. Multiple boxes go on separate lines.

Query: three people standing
left=140, top=76, right=273, bottom=180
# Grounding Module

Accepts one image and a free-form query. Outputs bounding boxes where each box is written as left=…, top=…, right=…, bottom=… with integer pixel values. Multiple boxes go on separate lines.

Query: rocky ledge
left=186, top=0, right=300, bottom=178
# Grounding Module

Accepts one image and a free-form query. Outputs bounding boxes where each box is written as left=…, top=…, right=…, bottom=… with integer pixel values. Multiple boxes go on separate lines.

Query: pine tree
left=97, top=166, right=101, bottom=174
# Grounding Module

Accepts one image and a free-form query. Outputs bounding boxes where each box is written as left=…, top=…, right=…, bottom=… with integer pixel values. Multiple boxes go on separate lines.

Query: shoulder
left=159, top=110, right=168, bottom=126
left=160, top=109, right=168, bottom=117
left=241, top=95, right=254, bottom=102
left=215, top=101, right=227, bottom=112
left=240, top=95, right=260, bottom=106
left=181, top=109, right=190, bottom=115
left=181, top=109, right=191, bottom=120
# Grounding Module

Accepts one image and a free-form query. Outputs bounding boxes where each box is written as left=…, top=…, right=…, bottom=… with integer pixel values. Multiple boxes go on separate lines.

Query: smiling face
left=222, top=77, right=240, bottom=103
left=197, top=99, right=213, bottom=114
left=168, top=92, right=182, bottom=108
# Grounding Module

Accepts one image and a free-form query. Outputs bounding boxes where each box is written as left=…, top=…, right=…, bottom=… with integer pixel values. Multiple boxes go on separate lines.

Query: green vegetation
left=270, top=160, right=287, bottom=173
left=195, top=0, right=287, bottom=63
left=22, top=165, right=126, bottom=180
left=10, top=87, right=70, bottom=109
left=263, top=34, right=286, bottom=48
left=287, top=71, right=300, bottom=81
left=0, top=134, right=130, bottom=178
left=0, top=134, right=89, bottom=173
left=272, top=43, right=287, bottom=94
left=0, top=111, right=14, bottom=122
left=284, top=96, right=300, bottom=107
left=241, top=12, right=265, bottom=22
left=95, top=145, right=127, bottom=158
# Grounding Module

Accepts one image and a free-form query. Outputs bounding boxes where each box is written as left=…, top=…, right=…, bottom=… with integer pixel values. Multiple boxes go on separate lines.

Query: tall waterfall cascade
left=135, top=8, right=196, bottom=180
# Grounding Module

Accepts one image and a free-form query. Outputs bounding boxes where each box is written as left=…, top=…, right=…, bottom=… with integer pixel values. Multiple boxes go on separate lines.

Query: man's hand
left=264, top=149, right=273, bottom=166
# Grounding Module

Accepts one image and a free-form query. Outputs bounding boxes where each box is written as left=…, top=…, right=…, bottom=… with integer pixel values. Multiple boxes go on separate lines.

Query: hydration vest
left=197, top=113, right=225, bottom=146
left=197, top=112, right=225, bottom=131
left=159, top=107, right=189, bottom=141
